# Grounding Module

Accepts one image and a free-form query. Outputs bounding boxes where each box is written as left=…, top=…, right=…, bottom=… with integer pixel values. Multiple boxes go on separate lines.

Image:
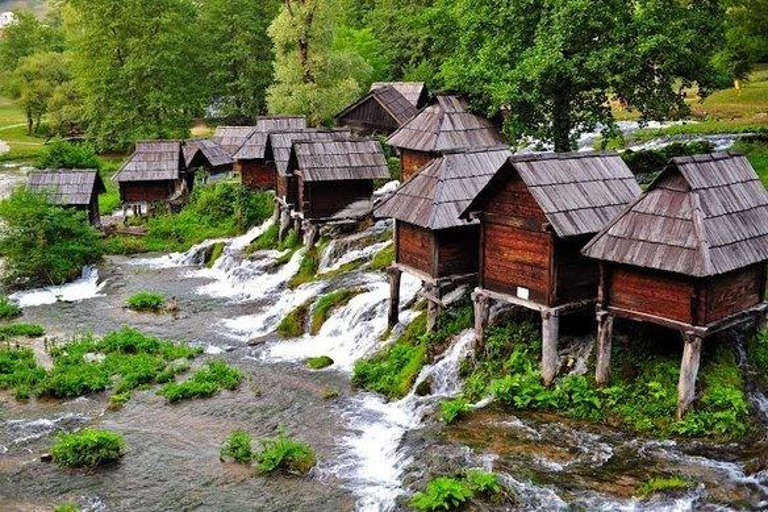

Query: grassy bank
left=0, top=97, right=45, bottom=162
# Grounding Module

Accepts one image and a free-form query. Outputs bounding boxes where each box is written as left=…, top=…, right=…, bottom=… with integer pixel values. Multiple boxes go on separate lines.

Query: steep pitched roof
left=336, top=85, right=419, bottom=128
left=184, top=139, right=233, bottom=168
left=213, top=126, right=256, bottom=156
left=289, top=139, right=390, bottom=182
left=386, top=95, right=506, bottom=153
left=376, top=147, right=512, bottom=230
left=370, top=82, right=426, bottom=107
left=463, top=152, right=641, bottom=238
left=234, top=116, right=307, bottom=160
left=28, top=169, right=105, bottom=205
left=267, top=128, right=351, bottom=176
left=113, top=141, right=185, bottom=182
left=582, top=152, right=768, bottom=277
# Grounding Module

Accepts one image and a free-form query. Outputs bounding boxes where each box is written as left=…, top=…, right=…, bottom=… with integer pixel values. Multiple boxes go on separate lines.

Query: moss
left=54, top=504, right=80, bottom=512
left=51, top=429, right=126, bottom=468
left=157, top=360, right=243, bottom=403
left=206, top=242, right=226, bottom=268
left=276, top=303, right=310, bottom=338
left=307, top=355, right=334, bottom=369
left=370, top=244, right=394, bottom=271
left=0, top=296, right=21, bottom=321
left=636, top=476, right=692, bottom=497
left=310, top=290, right=358, bottom=334
left=255, top=429, right=316, bottom=476
left=221, top=430, right=253, bottom=463
left=248, top=224, right=279, bottom=252
left=0, top=323, right=45, bottom=341
left=288, top=247, right=320, bottom=288
left=126, top=292, right=166, bottom=312
left=322, top=387, right=339, bottom=399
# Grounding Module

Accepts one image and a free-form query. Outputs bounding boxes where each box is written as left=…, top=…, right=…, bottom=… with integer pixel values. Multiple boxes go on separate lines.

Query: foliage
left=307, top=355, right=334, bottom=370
left=463, top=469, right=501, bottom=496
left=248, top=224, right=280, bottom=252
left=288, top=247, right=320, bottom=288
left=749, top=328, right=768, bottom=388
left=53, top=504, right=80, bottom=512
left=277, top=303, right=309, bottom=339
left=369, top=244, right=394, bottom=271
left=126, top=292, right=166, bottom=312
left=221, top=430, right=253, bottom=464
left=440, top=397, right=471, bottom=424
left=621, top=141, right=716, bottom=176
left=409, top=476, right=474, bottom=512
left=37, top=139, right=99, bottom=170
left=255, top=429, right=317, bottom=476
left=50, top=428, right=126, bottom=468
left=733, top=139, right=768, bottom=188
left=0, top=9, right=64, bottom=74
left=0, top=348, right=47, bottom=399
left=0, top=188, right=103, bottom=288
left=0, top=296, right=22, bottom=321
left=0, top=323, right=45, bottom=341
left=10, top=51, right=74, bottom=135
left=636, top=476, right=692, bottom=497
left=206, top=242, right=226, bottom=268
left=158, top=360, right=243, bottom=403
left=310, top=290, right=356, bottom=334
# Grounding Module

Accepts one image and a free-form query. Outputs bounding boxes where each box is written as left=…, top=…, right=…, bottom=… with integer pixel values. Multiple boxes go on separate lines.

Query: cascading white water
left=9, top=266, right=106, bottom=307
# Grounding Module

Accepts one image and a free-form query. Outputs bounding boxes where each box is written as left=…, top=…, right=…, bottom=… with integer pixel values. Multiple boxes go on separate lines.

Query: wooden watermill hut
left=183, top=139, right=233, bottom=177
left=462, top=152, right=641, bottom=386
left=385, top=94, right=507, bottom=181
left=113, top=140, right=191, bottom=214
left=213, top=125, right=257, bottom=157
left=336, top=85, right=419, bottom=135
left=285, top=138, right=389, bottom=246
left=582, top=152, right=768, bottom=418
left=375, top=147, right=512, bottom=330
left=370, top=82, right=428, bottom=109
left=28, top=169, right=106, bottom=225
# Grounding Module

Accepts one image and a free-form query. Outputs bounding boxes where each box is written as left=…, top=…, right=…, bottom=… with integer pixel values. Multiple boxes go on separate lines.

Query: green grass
left=288, top=247, right=320, bottom=288
left=221, top=430, right=253, bottom=464
left=54, top=504, right=80, bottom=512
left=158, top=360, right=243, bottom=403
left=370, top=244, right=394, bottom=271
left=733, top=139, right=768, bottom=187
left=126, top=292, right=166, bottom=312
left=0, top=347, right=47, bottom=400
left=310, top=290, right=358, bottom=334
left=276, top=303, right=309, bottom=339
left=307, top=355, right=334, bottom=369
left=440, top=397, right=472, bottom=424
left=97, top=156, right=125, bottom=214
left=0, top=296, right=22, bottom=321
left=247, top=224, right=279, bottom=252
left=50, top=428, right=126, bottom=468
left=206, top=242, right=226, bottom=268
left=636, top=476, right=692, bottom=497
left=0, top=97, right=45, bottom=158
left=0, top=323, right=45, bottom=341
left=255, top=429, right=316, bottom=476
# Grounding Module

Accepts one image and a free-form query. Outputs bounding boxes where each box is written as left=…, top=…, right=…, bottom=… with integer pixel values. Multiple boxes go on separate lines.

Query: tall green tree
left=198, top=0, right=281, bottom=121
left=718, top=0, right=768, bottom=83
left=440, top=0, right=729, bottom=152
left=266, top=0, right=372, bottom=125
left=64, top=0, right=207, bottom=150
left=11, top=51, right=73, bottom=135
left=0, top=9, right=64, bottom=73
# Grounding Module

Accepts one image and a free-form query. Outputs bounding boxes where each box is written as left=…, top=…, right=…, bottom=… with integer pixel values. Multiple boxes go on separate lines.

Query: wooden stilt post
left=271, top=203, right=280, bottom=224
left=303, top=221, right=318, bottom=248
left=472, top=290, right=490, bottom=354
left=541, top=308, right=560, bottom=387
left=387, top=266, right=401, bottom=328
left=676, top=331, right=703, bottom=420
left=426, top=285, right=440, bottom=333
left=278, top=207, right=291, bottom=241
left=595, top=310, right=614, bottom=386
left=293, top=216, right=302, bottom=238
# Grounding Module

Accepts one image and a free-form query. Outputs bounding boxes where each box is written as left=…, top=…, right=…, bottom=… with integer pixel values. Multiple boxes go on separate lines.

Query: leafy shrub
left=410, top=477, right=474, bottom=512
left=0, top=348, right=47, bottom=395
left=307, top=356, right=334, bottom=369
left=158, top=360, right=243, bottom=402
left=0, top=189, right=103, bottom=287
left=277, top=303, right=309, bottom=338
left=51, top=428, right=126, bottom=468
left=310, top=290, right=356, bottom=334
left=126, top=292, right=166, bottom=311
left=440, top=398, right=472, bottom=424
left=464, top=469, right=501, bottom=495
left=255, top=430, right=316, bottom=475
left=221, top=430, right=253, bottom=463
left=0, top=296, right=22, bottom=321
left=37, top=139, right=100, bottom=170
left=0, top=323, right=45, bottom=340
left=636, top=476, right=691, bottom=497
left=38, top=363, right=112, bottom=398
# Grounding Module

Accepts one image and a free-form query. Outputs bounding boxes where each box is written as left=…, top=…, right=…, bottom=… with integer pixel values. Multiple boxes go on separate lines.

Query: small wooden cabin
left=213, top=126, right=257, bottom=157
left=370, top=82, right=428, bottom=109
left=28, top=169, right=106, bottom=225
left=184, top=139, right=233, bottom=177
left=336, top=85, right=419, bottom=135
left=582, top=152, right=768, bottom=417
left=375, top=147, right=511, bottom=329
left=463, top=152, right=641, bottom=385
left=286, top=138, right=389, bottom=224
left=386, top=95, right=507, bottom=181
left=113, top=141, right=191, bottom=212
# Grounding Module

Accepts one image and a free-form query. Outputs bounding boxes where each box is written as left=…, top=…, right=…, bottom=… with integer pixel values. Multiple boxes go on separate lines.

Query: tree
left=64, top=0, right=207, bottom=150
left=37, top=139, right=100, bottom=169
left=718, top=0, right=768, bottom=85
left=266, top=0, right=372, bottom=125
left=197, top=0, right=281, bottom=122
left=11, top=52, right=74, bottom=135
left=440, top=0, right=729, bottom=152
left=0, top=9, right=64, bottom=73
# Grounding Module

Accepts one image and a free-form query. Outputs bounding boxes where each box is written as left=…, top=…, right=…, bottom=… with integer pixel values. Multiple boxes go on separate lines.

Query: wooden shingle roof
left=386, top=95, right=506, bottom=153
left=290, top=139, right=390, bottom=182
left=582, top=152, right=768, bottom=277
left=376, top=147, right=512, bottom=230
left=113, top=141, right=184, bottom=183
left=213, top=126, right=256, bottom=156
left=336, top=85, right=418, bottom=127
left=235, top=116, right=307, bottom=160
left=370, top=82, right=426, bottom=107
left=463, top=152, right=641, bottom=238
left=268, top=128, right=351, bottom=176
left=184, top=139, right=233, bottom=168
left=28, top=169, right=105, bottom=205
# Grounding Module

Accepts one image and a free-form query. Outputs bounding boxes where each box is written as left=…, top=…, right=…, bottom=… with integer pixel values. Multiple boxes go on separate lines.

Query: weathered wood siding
left=396, top=221, right=434, bottom=276
left=119, top=181, right=175, bottom=203
left=435, top=226, right=479, bottom=278
left=340, top=98, right=399, bottom=134
left=608, top=266, right=696, bottom=324
left=401, top=149, right=436, bottom=181
left=240, top=159, right=276, bottom=190
left=703, top=264, right=765, bottom=324
left=554, top=236, right=599, bottom=305
left=300, top=180, right=374, bottom=220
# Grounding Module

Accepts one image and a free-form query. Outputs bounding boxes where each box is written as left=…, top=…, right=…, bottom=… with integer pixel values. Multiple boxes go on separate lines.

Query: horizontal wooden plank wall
left=301, top=180, right=373, bottom=219
left=401, top=149, right=437, bottom=181
left=240, top=160, right=276, bottom=190
left=397, top=221, right=434, bottom=276
left=609, top=267, right=696, bottom=324
left=340, top=97, right=399, bottom=132
left=704, top=264, right=765, bottom=324
left=120, top=181, right=175, bottom=203
left=435, top=226, right=479, bottom=278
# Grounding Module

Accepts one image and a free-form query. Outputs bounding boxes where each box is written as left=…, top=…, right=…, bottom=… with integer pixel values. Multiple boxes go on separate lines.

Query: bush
left=276, top=303, right=309, bottom=338
left=440, top=398, right=472, bottom=424
left=464, top=469, right=501, bottom=495
left=37, top=139, right=100, bottom=170
left=158, top=360, right=243, bottom=402
left=636, top=476, right=691, bottom=497
left=310, top=290, right=356, bottom=334
left=0, top=189, right=103, bottom=287
left=126, top=292, right=166, bottom=312
left=0, top=323, right=45, bottom=340
left=221, top=430, right=253, bottom=463
left=255, top=430, right=316, bottom=476
left=0, top=348, right=47, bottom=395
left=410, top=477, right=474, bottom=512
left=0, top=296, right=22, bottom=321
left=51, top=428, right=126, bottom=468
left=307, top=356, right=334, bottom=370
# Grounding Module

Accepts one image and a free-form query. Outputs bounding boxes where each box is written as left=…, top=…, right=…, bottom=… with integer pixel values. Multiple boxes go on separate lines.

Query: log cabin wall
left=480, top=175, right=553, bottom=305
left=340, top=98, right=400, bottom=134
left=401, top=149, right=436, bottom=181
left=119, top=181, right=175, bottom=203
left=703, top=263, right=765, bottom=324
left=396, top=221, right=435, bottom=276
left=300, top=180, right=374, bottom=220
left=554, top=235, right=600, bottom=305
left=435, top=225, right=479, bottom=278
left=607, top=266, right=697, bottom=324
left=240, top=159, right=276, bottom=190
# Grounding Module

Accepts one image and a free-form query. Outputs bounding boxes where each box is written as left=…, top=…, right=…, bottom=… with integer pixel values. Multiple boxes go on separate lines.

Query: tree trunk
left=552, top=93, right=572, bottom=153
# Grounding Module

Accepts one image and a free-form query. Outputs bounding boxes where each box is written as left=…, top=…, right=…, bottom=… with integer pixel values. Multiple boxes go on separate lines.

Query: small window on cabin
left=516, top=287, right=530, bottom=300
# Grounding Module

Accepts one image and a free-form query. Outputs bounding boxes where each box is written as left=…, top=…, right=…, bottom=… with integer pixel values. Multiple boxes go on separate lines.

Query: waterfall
left=10, top=266, right=106, bottom=308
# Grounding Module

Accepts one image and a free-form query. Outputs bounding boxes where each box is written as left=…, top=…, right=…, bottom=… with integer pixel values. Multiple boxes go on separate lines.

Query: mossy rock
left=307, top=356, right=334, bottom=370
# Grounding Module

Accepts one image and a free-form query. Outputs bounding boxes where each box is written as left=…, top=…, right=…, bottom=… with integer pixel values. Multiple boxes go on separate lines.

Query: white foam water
left=10, top=266, right=106, bottom=307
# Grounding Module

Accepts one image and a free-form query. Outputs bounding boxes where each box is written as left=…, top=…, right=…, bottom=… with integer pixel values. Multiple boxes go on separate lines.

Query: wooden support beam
left=426, top=285, right=440, bottom=333
left=271, top=203, right=280, bottom=224
left=278, top=206, right=291, bottom=242
left=387, top=266, right=402, bottom=328
left=293, top=216, right=303, bottom=237
left=472, top=289, right=490, bottom=354
left=541, top=308, right=560, bottom=387
left=595, top=310, right=614, bottom=386
left=676, top=331, right=703, bottom=420
left=303, top=221, right=318, bottom=249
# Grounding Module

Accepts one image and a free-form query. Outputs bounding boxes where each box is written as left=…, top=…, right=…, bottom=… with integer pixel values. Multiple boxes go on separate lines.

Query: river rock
left=40, top=453, right=53, bottom=463
left=83, top=352, right=106, bottom=363
left=415, top=378, right=433, bottom=397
